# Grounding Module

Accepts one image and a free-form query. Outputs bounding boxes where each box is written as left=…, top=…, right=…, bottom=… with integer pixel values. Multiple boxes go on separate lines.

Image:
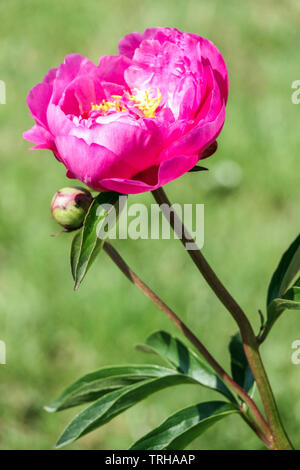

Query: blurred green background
left=0, top=0, right=299, bottom=450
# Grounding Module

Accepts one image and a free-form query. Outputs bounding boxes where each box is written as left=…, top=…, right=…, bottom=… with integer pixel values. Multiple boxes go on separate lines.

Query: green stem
left=240, top=409, right=274, bottom=450
left=103, top=241, right=271, bottom=446
left=151, top=186, right=293, bottom=450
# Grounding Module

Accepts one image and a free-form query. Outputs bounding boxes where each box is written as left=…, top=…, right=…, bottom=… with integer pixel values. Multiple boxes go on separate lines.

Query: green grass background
left=0, top=0, right=299, bottom=450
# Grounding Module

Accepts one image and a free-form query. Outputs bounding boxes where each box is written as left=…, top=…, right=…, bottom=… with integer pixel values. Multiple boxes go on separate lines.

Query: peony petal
left=100, top=153, right=199, bottom=194
left=27, top=82, right=53, bottom=127
left=125, top=39, right=185, bottom=113
left=161, top=105, right=226, bottom=160
left=51, top=54, right=95, bottom=105
left=98, top=55, right=132, bottom=87
left=69, top=117, right=163, bottom=176
left=47, top=104, right=74, bottom=137
left=23, top=125, right=54, bottom=150
left=143, top=27, right=182, bottom=43
left=189, top=34, right=229, bottom=103
left=55, top=135, right=120, bottom=190
left=54, top=133, right=162, bottom=189
left=59, top=74, right=104, bottom=116
left=43, top=67, right=58, bottom=85
left=118, top=32, right=143, bottom=59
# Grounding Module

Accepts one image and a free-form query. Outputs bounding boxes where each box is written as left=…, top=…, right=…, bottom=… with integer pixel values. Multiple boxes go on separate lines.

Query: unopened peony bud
left=51, top=187, right=93, bottom=231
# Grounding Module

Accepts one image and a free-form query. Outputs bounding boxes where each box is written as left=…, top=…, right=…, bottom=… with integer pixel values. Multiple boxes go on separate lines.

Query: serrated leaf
left=142, top=331, right=235, bottom=402
left=71, top=192, right=125, bottom=289
left=130, top=401, right=239, bottom=450
left=45, top=365, right=177, bottom=412
left=55, top=373, right=199, bottom=448
left=267, top=234, right=300, bottom=306
left=229, top=333, right=255, bottom=399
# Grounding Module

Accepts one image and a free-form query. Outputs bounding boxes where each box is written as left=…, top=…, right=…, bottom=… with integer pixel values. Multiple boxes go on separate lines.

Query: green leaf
left=70, top=230, right=81, bottom=281
left=130, top=401, right=239, bottom=450
left=45, top=365, right=177, bottom=412
left=55, top=373, right=200, bottom=448
left=189, top=166, right=209, bottom=172
left=262, top=235, right=300, bottom=341
left=229, top=333, right=255, bottom=398
left=140, top=330, right=235, bottom=402
left=263, top=283, right=300, bottom=340
left=71, top=191, right=125, bottom=290
left=267, top=234, right=300, bottom=306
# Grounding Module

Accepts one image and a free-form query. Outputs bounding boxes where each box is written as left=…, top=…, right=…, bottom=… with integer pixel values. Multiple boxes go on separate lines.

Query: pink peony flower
left=23, top=27, right=228, bottom=194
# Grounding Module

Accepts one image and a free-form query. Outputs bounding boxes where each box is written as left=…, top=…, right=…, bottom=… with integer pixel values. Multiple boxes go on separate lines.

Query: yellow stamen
left=91, top=95, right=126, bottom=113
left=90, top=88, right=161, bottom=118
left=128, top=88, right=161, bottom=118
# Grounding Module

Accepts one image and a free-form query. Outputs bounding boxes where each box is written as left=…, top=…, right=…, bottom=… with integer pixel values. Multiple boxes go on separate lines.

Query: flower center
left=127, top=88, right=162, bottom=118
left=91, top=95, right=126, bottom=114
left=91, top=88, right=161, bottom=118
